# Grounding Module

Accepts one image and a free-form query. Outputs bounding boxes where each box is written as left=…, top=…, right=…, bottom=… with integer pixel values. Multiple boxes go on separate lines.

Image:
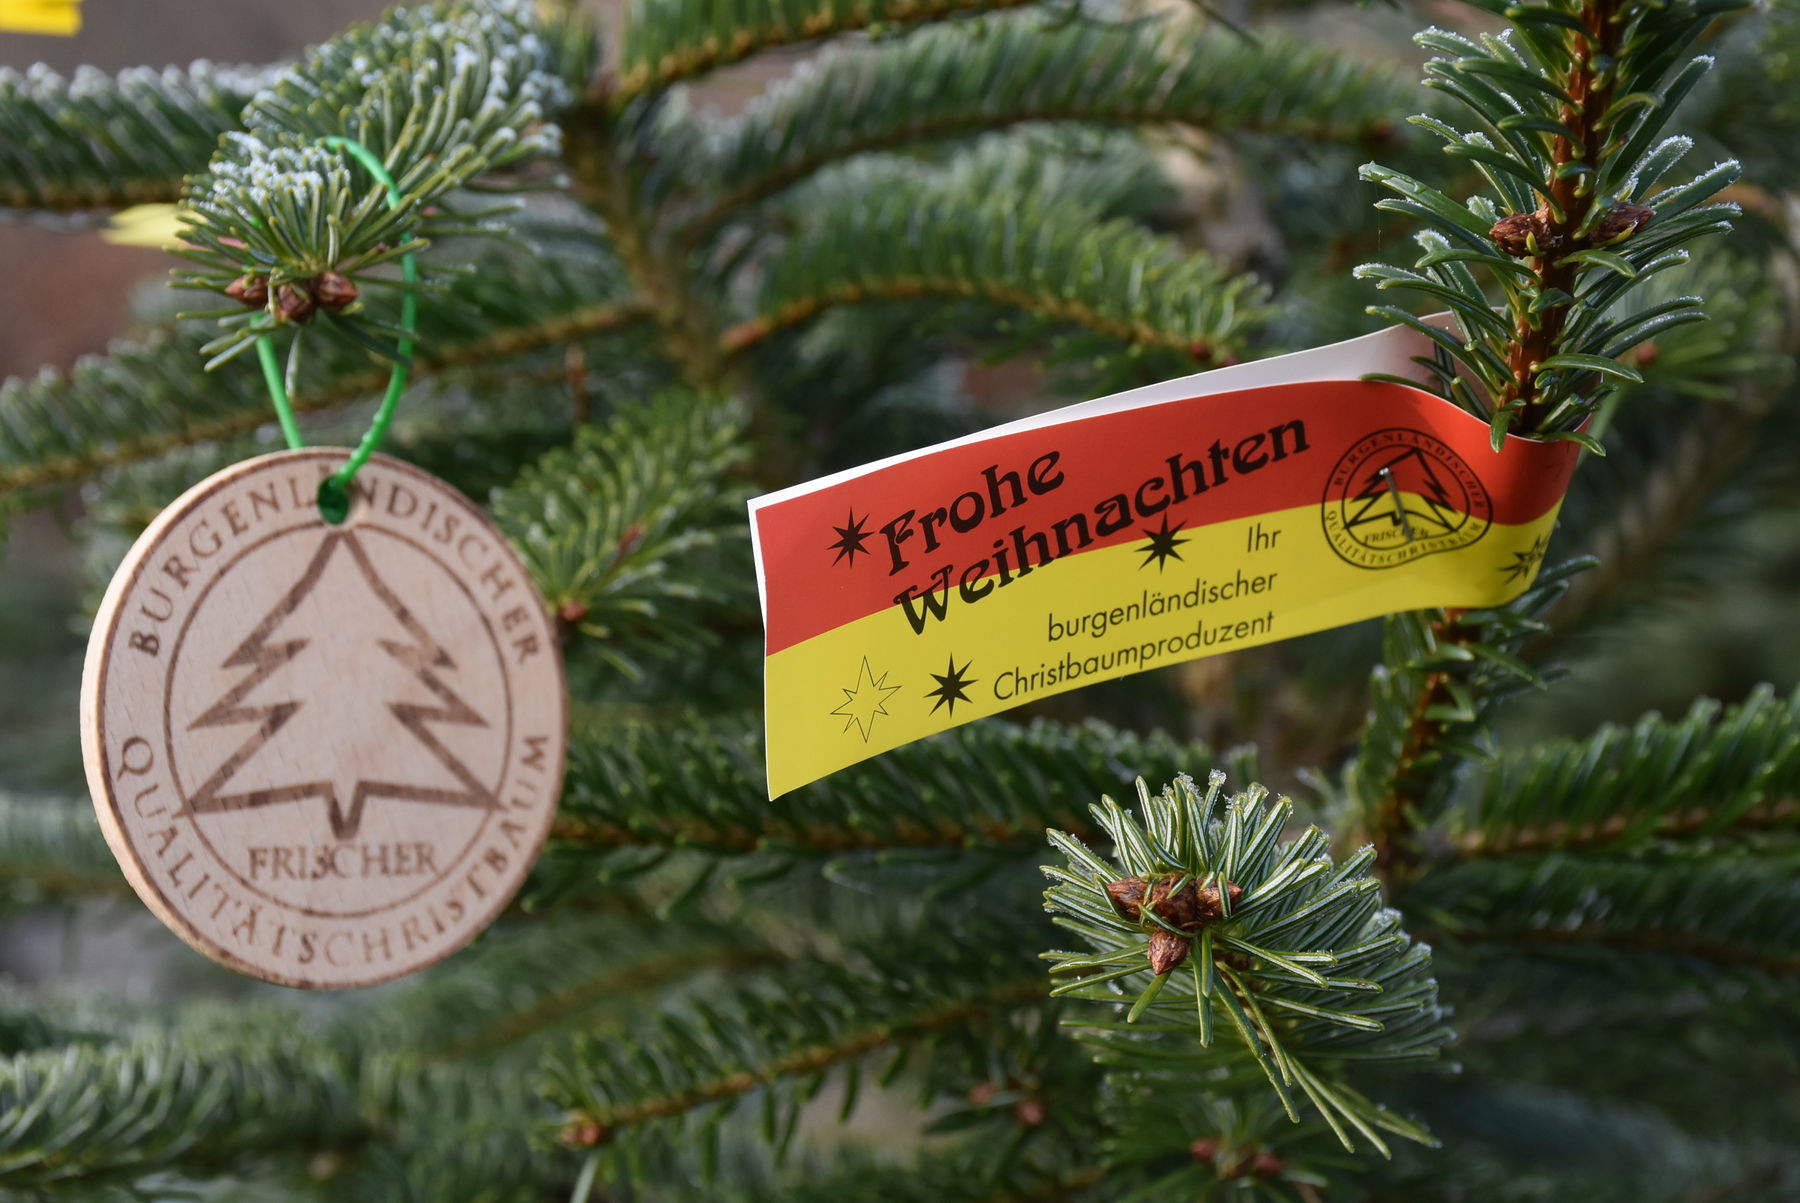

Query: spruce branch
left=15, top=197, right=652, bottom=530
left=1, top=0, right=1794, bottom=1195
left=369, top=915, right=781, bottom=1063
left=613, top=0, right=1042, bottom=100
left=356, top=1054, right=591, bottom=1202
left=492, top=391, right=753, bottom=675
left=0, top=1023, right=362, bottom=1188
left=0, top=994, right=121, bottom=1062
left=1099, top=1088, right=1354, bottom=1200
left=692, top=15, right=1409, bottom=237
left=349, top=1058, right=573, bottom=1201
left=721, top=157, right=1270, bottom=362
left=562, top=99, right=734, bottom=392
left=552, top=716, right=1245, bottom=861
left=1043, top=773, right=1448, bottom=1155
left=434, top=942, right=781, bottom=1063
left=1439, top=685, right=1800, bottom=860
left=1495, top=0, right=1637, bottom=426
left=1409, top=847, right=1800, bottom=977
left=1346, top=0, right=1748, bottom=884
left=1349, top=1077, right=1800, bottom=1203
left=1442, top=938, right=1800, bottom=1060
left=715, top=1151, right=1103, bottom=1203
left=544, top=932, right=1049, bottom=1151
left=0, top=794, right=123, bottom=899
left=0, top=1002, right=573, bottom=1197
left=1527, top=405, right=1759, bottom=656
left=1525, top=256, right=1796, bottom=654
left=0, top=61, right=271, bottom=214
left=560, top=983, right=1040, bottom=1128
left=0, top=276, right=643, bottom=506
left=1348, top=559, right=1591, bottom=880
left=176, top=0, right=567, bottom=362
left=1358, top=0, right=1746, bottom=442
left=330, top=1116, right=577, bottom=1203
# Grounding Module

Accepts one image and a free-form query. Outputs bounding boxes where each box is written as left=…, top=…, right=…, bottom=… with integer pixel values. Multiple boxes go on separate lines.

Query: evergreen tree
left=0, top=0, right=1796, bottom=1198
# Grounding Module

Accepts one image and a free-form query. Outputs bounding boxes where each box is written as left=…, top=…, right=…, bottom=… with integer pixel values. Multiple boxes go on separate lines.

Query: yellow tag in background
left=102, top=204, right=185, bottom=249
left=0, top=0, right=81, bottom=35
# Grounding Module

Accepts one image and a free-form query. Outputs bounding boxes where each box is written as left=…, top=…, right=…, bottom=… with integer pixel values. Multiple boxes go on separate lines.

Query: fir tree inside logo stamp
left=80, top=449, right=565, bottom=988
left=1321, top=428, right=1493, bottom=569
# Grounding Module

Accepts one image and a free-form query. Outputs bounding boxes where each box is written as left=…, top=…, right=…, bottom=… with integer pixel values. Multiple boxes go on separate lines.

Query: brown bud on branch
left=1147, top=928, right=1191, bottom=974
left=312, top=270, right=359, bottom=310
left=1593, top=202, right=1654, bottom=246
left=1250, top=1151, right=1286, bottom=1178
left=1105, top=876, right=1148, bottom=916
left=1108, top=875, right=1243, bottom=975
left=1490, top=208, right=1558, bottom=258
left=558, top=1117, right=610, bottom=1148
left=274, top=283, right=316, bottom=323
left=1106, top=876, right=1242, bottom=931
left=1492, top=200, right=1653, bottom=258
left=225, top=275, right=269, bottom=307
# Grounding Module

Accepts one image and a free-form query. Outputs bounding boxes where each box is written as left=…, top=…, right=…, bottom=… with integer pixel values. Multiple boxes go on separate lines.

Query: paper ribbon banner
left=750, top=322, right=1581, bottom=797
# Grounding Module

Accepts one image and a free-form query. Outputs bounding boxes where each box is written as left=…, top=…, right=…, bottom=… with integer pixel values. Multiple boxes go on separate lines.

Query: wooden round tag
left=80, top=449, right=566, bottom=988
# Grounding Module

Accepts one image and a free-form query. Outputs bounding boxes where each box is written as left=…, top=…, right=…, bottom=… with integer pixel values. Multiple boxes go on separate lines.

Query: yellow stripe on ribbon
left=763, top=499, right=1560, bottom=797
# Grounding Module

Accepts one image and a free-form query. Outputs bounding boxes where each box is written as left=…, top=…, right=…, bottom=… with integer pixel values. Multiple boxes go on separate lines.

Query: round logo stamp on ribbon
left=80, top=449, right=565, bottom=988
left=1320, top=427, right=1494, bottom=569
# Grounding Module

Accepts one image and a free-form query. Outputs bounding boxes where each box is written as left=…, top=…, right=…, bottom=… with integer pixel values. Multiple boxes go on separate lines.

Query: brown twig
left=611, top=0, right=1041, bottom=102
left=0, top=301, right=646, bottom=498
left=1458, top=924, right=1800, bottom=977
left=1526, top=407, right=1763, bottom=660
left=549, top=809, right=1101, bottom=856
left=1504, top=0, right=1624, bottom=432
left=685, top=107, right=1395, bottom=247
left=1368, top=0, right=1630, bottom=874
left=434, top=944, right=782, bottom=1060
left=565, top=343, right=590, bottom=427
left=719, top=276, right=1238, bottom=364
left=559, top=978, right=1046, bottom=1133
left=1452, top=796, right=1800, bottom=861
left=1368, top=609, right=1473, bottom=883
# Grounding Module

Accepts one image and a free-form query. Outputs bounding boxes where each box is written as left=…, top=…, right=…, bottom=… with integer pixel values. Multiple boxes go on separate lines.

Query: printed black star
left=1136, top=514, right=1189, bottom=572
left=828, top=509, right=873, bottom=567
left=1500, top=534, right=1549, bottom=583
left=925, top=656, right=978, bottom=717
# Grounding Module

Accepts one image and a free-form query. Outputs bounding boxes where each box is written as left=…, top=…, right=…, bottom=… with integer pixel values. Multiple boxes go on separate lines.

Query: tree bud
left=225, top=275, right=269, bottom=307
left=312, top=270, right=359, bottom=310
left=275, top=283, right=316, bottom=323
left=1593, top=202, right=1654, bottom=245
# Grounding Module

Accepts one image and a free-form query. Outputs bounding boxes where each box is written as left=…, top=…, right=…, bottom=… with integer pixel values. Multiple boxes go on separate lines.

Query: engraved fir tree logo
left=1344, top=445, right=1467, bottom=538
left=180, top=530, right=501, bottom=840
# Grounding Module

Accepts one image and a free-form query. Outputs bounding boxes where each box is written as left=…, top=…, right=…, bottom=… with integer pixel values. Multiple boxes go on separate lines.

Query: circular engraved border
left=161, top=522, right=513, bottom=919
left=1320, top=427, right=1494, bottom=570
left=79, top=449, right=566, bottom=989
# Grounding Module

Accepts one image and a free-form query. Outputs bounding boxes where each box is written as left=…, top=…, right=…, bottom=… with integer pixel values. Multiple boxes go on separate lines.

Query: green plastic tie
left=252, top=134, right=419, bottom=524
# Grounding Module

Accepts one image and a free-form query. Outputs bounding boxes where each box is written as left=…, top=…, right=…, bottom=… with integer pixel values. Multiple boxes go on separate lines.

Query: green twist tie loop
left=252, top=135, right=418, bottom=524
